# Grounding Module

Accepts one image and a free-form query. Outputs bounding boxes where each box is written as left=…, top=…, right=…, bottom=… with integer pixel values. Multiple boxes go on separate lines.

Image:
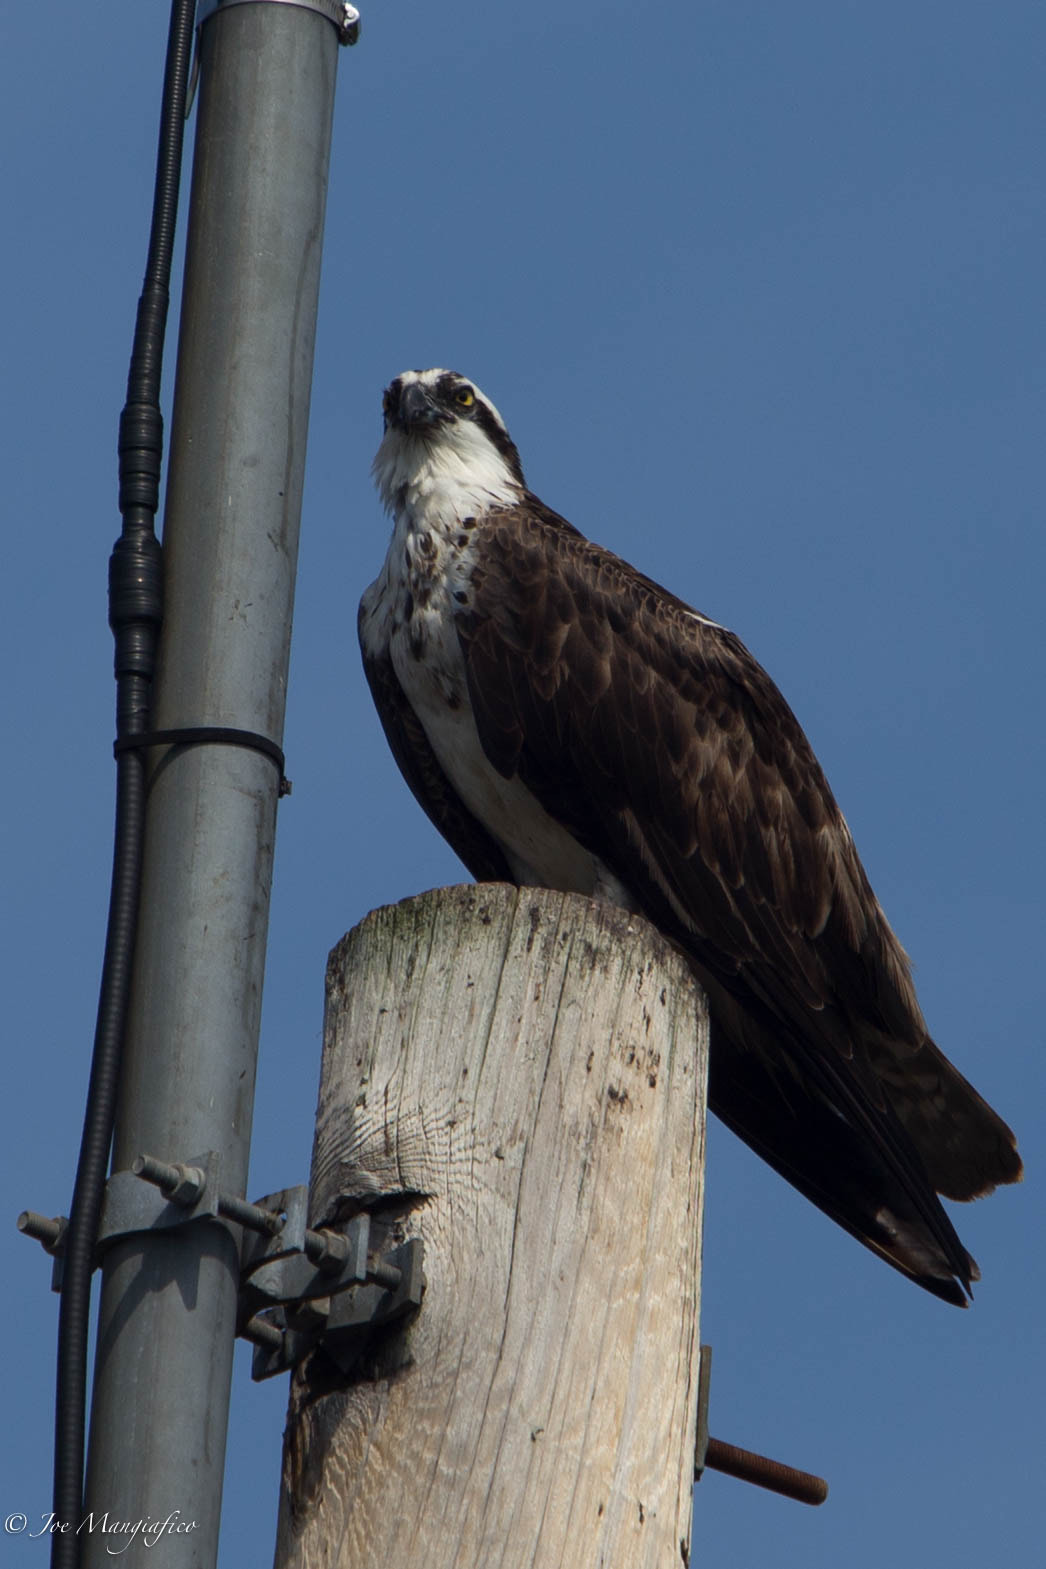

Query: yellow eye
left=455, top=386, right=475, bottom=408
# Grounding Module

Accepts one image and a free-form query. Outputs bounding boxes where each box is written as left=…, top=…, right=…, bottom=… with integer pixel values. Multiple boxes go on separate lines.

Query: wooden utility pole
left=274, top=884, right=708, bottom=1568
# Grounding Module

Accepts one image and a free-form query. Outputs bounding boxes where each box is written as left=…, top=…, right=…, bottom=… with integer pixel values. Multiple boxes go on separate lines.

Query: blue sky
left=4, top=2, right=1043, bottom=1563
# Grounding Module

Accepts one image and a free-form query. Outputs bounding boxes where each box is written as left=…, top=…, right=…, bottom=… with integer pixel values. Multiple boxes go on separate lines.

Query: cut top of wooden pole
left=275, top=884, right=709, bottom=1569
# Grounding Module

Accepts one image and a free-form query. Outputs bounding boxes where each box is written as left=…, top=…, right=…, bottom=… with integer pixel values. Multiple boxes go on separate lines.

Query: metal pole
left=82, top=6, right=340, bottom=1564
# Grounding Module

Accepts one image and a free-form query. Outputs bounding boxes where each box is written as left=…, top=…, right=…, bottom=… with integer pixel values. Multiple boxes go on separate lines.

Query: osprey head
left=373, top=368, right=525, bottom=517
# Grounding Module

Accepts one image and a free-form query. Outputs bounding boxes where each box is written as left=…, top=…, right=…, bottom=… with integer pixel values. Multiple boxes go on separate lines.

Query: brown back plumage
left=361, top=479, right=1022, bottom=1304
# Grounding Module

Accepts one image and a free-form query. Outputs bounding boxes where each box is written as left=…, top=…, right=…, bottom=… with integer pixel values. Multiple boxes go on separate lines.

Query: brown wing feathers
left=453, top=501, right=1021, bottom=1300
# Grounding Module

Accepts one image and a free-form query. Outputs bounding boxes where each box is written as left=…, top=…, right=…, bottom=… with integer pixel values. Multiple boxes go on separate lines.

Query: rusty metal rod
left=703, top=1436, right=828, bottom=1506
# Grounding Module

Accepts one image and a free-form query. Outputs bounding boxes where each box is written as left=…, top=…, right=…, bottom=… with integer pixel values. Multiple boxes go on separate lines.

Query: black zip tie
left=114, top=727, right=291, bottom=795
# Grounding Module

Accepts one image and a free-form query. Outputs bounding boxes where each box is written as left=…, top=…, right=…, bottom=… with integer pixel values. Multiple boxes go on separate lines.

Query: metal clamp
left=19, top=1153, right=426, bottom=1384
left=239, top=1200, right=370, bottom=1317
left=246, top=1227, right=425, bottom=1381
left=196, top=0, right=361, bottom=46
left=18, top=1150, right=229, bottom=1291
left=188, top=0, right=360, bottom=116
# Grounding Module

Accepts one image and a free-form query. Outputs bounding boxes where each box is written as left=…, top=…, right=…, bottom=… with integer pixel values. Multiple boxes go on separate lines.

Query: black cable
left=52, top=4, right=196, bottom=1564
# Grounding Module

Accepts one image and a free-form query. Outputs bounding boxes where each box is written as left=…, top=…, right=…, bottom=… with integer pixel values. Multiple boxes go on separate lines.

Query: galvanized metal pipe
left=82, top=7, right=341, bottom=1565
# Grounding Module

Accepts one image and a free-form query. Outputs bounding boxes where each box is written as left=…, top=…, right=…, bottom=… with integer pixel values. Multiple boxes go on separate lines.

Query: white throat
left=372, top=421, right=522, bottom=529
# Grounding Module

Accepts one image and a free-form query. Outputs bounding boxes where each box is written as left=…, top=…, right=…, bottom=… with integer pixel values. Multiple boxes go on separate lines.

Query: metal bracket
left=18, top=1150, right=226, bottom=1292
left=19, top=1153, right=426, bottom=1382
left=694, top=1344, right=828, bottom=1506
left=239, top=1202, right=370, bottom=1318
left=245, top=1231, right=425, bottom=1381
left=98, top=1151, right=223, bottom=1244
left=694, top=1341, right=713, bottom=1475
left=241, top=1196, right=426, bottom=1380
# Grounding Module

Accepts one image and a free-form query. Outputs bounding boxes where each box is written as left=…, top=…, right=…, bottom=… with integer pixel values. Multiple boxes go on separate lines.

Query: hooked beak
left=386, top=379, right=449, bottom=432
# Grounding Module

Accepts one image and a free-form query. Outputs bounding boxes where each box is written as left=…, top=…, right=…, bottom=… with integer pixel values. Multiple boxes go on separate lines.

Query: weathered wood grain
left=274, top=884, right=708, bottom=1568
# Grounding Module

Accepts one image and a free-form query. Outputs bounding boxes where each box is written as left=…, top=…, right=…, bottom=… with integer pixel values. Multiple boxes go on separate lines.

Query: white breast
left=362, top=499, right=632, bottom=906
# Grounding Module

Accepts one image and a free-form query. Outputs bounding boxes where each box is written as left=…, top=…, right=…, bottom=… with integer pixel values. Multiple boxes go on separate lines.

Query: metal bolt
left=17, top=1211, right=66, bottom=1252
left=217, top=1191, right=284, bottom=1237
left=304, top=1226, right=349, bottom=1270
left=366, top=1255, right=403, bottom=1291
left=132, top=1154, right=206, bottom=1206
left=701, top=1436, right=828, bottom=1507
left=240, top=1315, right=285, bottom=1351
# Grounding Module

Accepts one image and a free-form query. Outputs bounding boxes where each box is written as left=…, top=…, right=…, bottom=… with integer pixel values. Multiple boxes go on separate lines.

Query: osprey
left=359, top=367, right=1022, bottom=1305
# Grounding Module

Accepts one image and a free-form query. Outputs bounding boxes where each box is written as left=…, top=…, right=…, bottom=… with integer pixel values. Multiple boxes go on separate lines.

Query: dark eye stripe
left=471, top=402, right=525, bottom=485
left=436, top=370, right=467, bottom=402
